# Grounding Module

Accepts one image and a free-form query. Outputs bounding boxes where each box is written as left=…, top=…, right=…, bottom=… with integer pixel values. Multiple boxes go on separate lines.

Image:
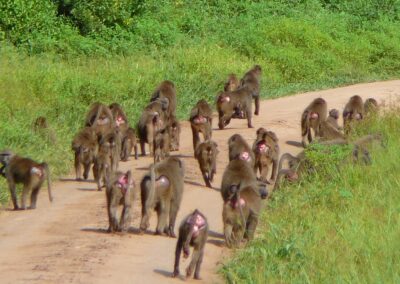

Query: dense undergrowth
left=0, top=0, right=399, bottom=204
left=221, top=111, right=400, bottom=283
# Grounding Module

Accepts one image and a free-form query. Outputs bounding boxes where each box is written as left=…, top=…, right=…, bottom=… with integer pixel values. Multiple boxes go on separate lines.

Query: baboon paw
left=194, top=275, right=202, bottom=280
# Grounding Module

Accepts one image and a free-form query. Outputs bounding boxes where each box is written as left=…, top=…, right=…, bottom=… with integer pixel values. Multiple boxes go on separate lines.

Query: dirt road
left=0, top=80, right=399, bottom=284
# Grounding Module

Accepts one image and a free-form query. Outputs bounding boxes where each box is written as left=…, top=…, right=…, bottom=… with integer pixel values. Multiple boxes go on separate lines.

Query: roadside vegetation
left=221, top=110, right=400, bottom=283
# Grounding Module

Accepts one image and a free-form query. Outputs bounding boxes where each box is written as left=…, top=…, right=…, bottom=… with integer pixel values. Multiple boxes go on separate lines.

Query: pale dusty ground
left=0, top=80, right=399, bottom=284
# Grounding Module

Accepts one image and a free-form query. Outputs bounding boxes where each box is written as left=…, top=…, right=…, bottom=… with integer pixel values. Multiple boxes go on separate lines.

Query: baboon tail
left=145, top=164, right=156, bottom=210
left=301, top=111, right=309, bottom=137
left=41, top=162, right=53, bottom=202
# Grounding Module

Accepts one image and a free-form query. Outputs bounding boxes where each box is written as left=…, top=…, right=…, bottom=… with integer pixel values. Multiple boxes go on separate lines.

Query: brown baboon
left=153, top=127, right=170, bottom=163
left=169, top=115, right=181, bottom=151
left=102, top=128, right=120, bottom=172
left=343, top=95, right=364, bottom=134
left=228, top=134, right=255, bottom=168
left=137, top=99, right=169, bottom=156
left=326, top=109, right=340, bottom=130
left=190, top=99, right=213, bottom=152
left=85, top=102, right=114, bottom=139
left=150, top=80, right=177, bottom=119
left=172, top=209, right=208, bottom=280
left=318, top=120, right=346, bottom=141
left=0, top=151, right=53, bottom=210
left=224, top=74, right=240, bottom=92
left=121, top=127, right=138, bottom=161
left=252, top=128, right=280, bottom=184
left=364, top=98, right=379, bottom=115
left=71, top=127, right=98, bottom=180
left=32, top=116, right=57, bottom=143
left=106, top=170, right=135, bottom=233
left=194, top=140, right=219, bottom=188
left=216, top=88, right=254, bottom=129
left=240, top=65, right=262, bottom=116
left=222, top=177, right=267, bottom=248
left=109, top=103, right=129, bottom=132
left=301, top=98, right=328, bottom=147
left=140, top=157, right=185, bottom=237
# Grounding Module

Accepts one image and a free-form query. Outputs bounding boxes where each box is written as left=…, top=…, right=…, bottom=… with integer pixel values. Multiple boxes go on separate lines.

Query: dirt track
left=0, top=80, right=399, bottom=284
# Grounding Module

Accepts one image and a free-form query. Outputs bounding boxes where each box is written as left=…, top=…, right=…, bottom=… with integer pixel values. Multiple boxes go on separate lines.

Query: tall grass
left=221, top=110, right=400, bottom=283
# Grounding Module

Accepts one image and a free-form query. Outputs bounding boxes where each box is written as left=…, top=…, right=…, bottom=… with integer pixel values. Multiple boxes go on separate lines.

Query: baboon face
left=186, top=210, right=206, bottom=239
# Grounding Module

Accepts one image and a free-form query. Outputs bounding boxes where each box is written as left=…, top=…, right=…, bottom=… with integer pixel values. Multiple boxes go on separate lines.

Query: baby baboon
left=301, top=98, right=327, bottom=147
left=343, top=95, right=364, bottom=134
left=121, top=127, right=138, bottom=161
left=326, top=109, right=340, bottom=130
left=169, top=115, right=181, bottom=152
left=32, top=116, right=57, bottom=143
left=153, top=127, right=170, bottom=163
left=71, top=127, right=98, bottom=180
left=150, top=80, right=177, bottom=120
left=364, top=98, right=379, bottom=115
left=85, top=102, right=114, bottom=139
left=140, top=157, right=185, bottom=237
left=228, top=134, right=255, bottom=168
left=172, top=209, right=208, bottom=280
left=0, top=151, right=53, bottom=210
left=224, top=74, right=240, bottom=92
left=106, top=170, right=135, bottom=233
left=274, top=151, right=308, bottom=191
left=318, top=120, right=346, bottom=141
left=252, top=128, right=279, bottom=184
left=216, top=88, right=254, bottom=129
left=190, top=99, right=213, bottom=152
left=137, top=99, right=169, bottom=156
left=240, top=65, right=262, bottom=115
left=194, top=140, right=219, bottom=188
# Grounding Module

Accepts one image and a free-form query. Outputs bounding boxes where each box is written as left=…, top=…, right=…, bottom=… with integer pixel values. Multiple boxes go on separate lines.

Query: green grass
left=221, top=111, right=400, bottom=283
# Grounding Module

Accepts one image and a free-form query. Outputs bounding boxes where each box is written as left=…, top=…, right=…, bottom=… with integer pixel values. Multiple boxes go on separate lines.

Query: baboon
left=32, top=116, right=57, bottom=143
left=190, top=99, right=213, bottom=152
left=169, top=115, right=181, bottom=151
left=343, top=95, right=364, bottom=134
left=137, top=99, right=169, bottom=156
left=109, top=102, right=129, bottom=132
left=252, top=128, right=279, bottom=184
left=71, top=127, right=98, bottom=180
left=318, top=120, right=346, bottom=141
left=0, top=151, right=53, bottom=210
left=364, top=98, right=379, bottom=115
left=326, top=109, right=340, bottom=130
left=194, top=140, right=219, bottom=188
left=301, top=98, right=328, bottom=147
left=240, top=65, right=262, bottom=116
left=172, top=209, right=208, bottom=280
left=102, top=128, right=120, bottom=172
left=150, top=80, right=177, bottom=119
left=274, top=151, right=307, bottom=191
left=120, top=127, right=138, bottom=161
left=220, top=160, right=268, bottom=248
left=216, top=88, right=254, bottom=129
left=140, top=157, right=185, bottom=237
left=224, top=74, right=240, bottom=92
left=228, top=134, right=255, bottom=168
left=153, top=127, right=170, bottom=163
left=85, top=103, right=114, bottom=139
left=106, top=170, right=135, bottom=233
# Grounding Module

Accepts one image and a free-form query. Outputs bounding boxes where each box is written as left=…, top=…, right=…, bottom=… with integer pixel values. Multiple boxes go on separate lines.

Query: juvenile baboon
left=153, top=128, right=170, bottom=163
left=224, top=74, right=240, bottom=92
left=326, top=109, right=340, bottom=130
left=216, top=88, right=254, bottom=129
left=71, top=127, right=98, bottom=180
left=140, top=157, right=185, bottom=237
left=252, top=128, right=279, bottom=184
left=85, top=103, right=114, bottom=139
left=120, top=127, right=138, bottom=161
left=106, top=170, right=135, bottom=233
left=240, top=65, right=262, bottom=116
left=301, top=98, right=328, bottom=147
left=194, top=140, right=219, bottom=188
left=0, top=151, right=53, bottom=210
left=172, top=209, right=208, bottom=280
left=150, top=80, right=177, bottom=119
left=318, top=120, right=346, bottom=141
left=137, top=99, right=169, bottom=156
left=228, top=134, right=255, bottom=168
left=190, top=99, right=213, bottom=152
left=274, top=151, right=307, bottom=191
left=169, top=115, right=181, bottom=151
left=343, top=95, right=364, bottom=134
left=102, top=129, right=121, bottom=172
left=364, top=98, right=379, bottom=115
left=32, top=116, right=57, bottom=143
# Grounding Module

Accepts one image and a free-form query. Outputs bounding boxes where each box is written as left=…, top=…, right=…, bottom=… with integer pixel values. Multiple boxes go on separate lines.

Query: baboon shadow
left=184, top=180, right=219, bottom=192
left=207, top=239, right=225, bottom=247
left=153, top=269, right=182, bottom=280
left=77, top=187, right=98, bottom=192
left=171, top=154, right=193, bottom=159
left=286, top=141, right=303, bottom=148
left=208, top=230, right=224, bottom=239
left=59, top=178, right=95, bottom=183
left=135, top=166, right=150, bottom=171
left=81, top=227, right=109, bottom=234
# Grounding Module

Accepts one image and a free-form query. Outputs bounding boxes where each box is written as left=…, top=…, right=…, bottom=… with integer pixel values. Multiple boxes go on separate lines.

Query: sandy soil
left=0, top=80, right=399, bottom=284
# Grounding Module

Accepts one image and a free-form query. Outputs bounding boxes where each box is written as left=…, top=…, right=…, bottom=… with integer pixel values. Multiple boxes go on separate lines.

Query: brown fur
left=153, top=127, right=170, bottom=163
left=364, top=98, right=379, bottom=115
left=85, top=102, right=114, bottom=139
left=224, top=74, right=240, bottom=92
left=121, top=127, right=138, bottom=161
left=194, top=140, right=219, bottom=188
left=71, top=127, right=98, bottom=180
left=169, top=115, right=181, bottom=151
left=343, top=95, right=364, bottom=134
left=228, top=134, right=255, bottom=168
left=240, top=65, right=262, bottom=115
left=301, top=98, right=328, bottom=147
left=326, top=109, right=340, bottom=130
left=150, top=80, right=177, bottom=120
left=190, top=99, right=213, bottom=153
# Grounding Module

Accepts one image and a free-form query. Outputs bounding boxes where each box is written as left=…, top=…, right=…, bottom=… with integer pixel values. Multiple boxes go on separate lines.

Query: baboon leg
left=168, top=201, right=179, bottom=237
left=172, top=235, right=183, bottom=277
left=140, top=141, right=146, bottom=156
left=8, top=179, right=19, bottom=210
left=224, top=223, right=234, bottom=248
left=119, top=204, right=131, bottom=232
left=156, top=201, right=169, bottom=235
left=254, top=96, right=260, bottom=116
left=307, top=128, right=313, bottom=143
left=235, top=225, right=245, bottom=247
left=20, top=185, right=30, bottom=210
left=186, top=247, right=200, bottom=278
left=245, top=213, right=259, bottom=241
left=270, top=159, right=278, bottom=183
left=29, top=185, right=41, bottom=209
left=83, top=162, right=91, bottom=180
left=202, top=172, right=212, bottom=188
left=246, top=107, right=253, bottom=128
left=191, top=126, right=200, bottom=154
left=259, top=162, right=269, bottom=183
left=109, top=203, right=119, bottom=232
left=204, top=124, right=212, bottom=141
left=193, top=249, right=204, bottom=280
left=218, top=114, right=231, bottom=130
left=74, top=152, right=82, bottom=180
